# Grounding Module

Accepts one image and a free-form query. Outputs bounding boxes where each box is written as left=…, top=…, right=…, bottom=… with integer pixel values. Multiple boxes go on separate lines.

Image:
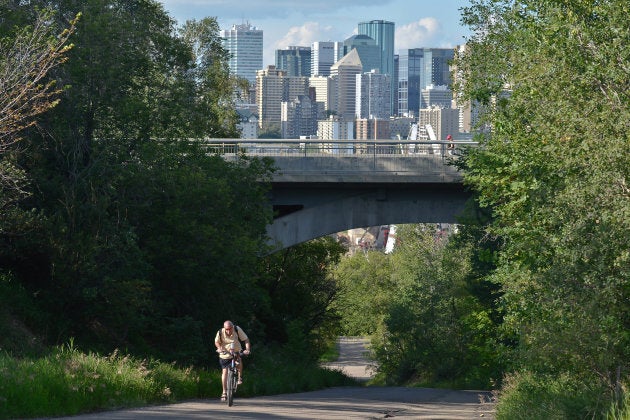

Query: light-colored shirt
left=215, top=326, right=249, bottom=359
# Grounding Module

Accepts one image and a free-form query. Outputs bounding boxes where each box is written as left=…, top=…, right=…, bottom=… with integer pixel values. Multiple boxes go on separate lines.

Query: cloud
left=274, top=22, right=335, bottom=50
left=395, top=18, right=441, bottom=51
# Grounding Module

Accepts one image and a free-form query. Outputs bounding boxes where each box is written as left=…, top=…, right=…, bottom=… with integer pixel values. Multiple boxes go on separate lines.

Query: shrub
left=496, top=371, right=616, bottom=419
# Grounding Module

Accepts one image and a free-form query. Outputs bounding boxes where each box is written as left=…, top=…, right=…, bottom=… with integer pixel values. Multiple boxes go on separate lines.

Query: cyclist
left=215, top=320, right=251, bottom=401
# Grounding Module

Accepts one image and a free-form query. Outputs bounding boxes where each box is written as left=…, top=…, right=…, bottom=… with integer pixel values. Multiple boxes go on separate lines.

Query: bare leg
left=221, top=368, right=228, bottom=394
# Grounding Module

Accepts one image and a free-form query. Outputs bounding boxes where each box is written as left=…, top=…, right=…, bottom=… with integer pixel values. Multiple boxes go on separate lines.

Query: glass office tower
left=398, top=48, right=455, bottom=117
left=398, top=49, right=423, bottom=117
left=358, top=20, right=395, bottom=112
left=275, top=46, right=311, bottom=77
left=357, top=20, right=395, bottom=78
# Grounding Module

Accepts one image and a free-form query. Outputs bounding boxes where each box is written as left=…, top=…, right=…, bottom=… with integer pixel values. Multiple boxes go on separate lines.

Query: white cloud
left=274, top=22, right=335, bottom=50
left=395, top=18, right=440, bottom=51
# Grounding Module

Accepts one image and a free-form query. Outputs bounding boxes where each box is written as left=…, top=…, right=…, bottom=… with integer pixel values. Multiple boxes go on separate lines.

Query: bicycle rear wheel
left=226, top=368, right=235, bottom=406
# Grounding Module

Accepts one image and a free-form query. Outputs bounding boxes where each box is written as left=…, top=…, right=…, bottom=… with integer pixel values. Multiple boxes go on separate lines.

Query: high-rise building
left=317, top=115, right=354, bottom=143
left=451, top=44, right=475, bottom=133
left=393, top=55, right=399, bottom=116
left=418, top=106, right=460, bottom=141
left=220, top=23, right=263, bottom=85
left=398, top=48, right=455, bottom=117
left=281, top=95, right=319, bottom=138
left=355, top=118, right=390, bottom=140
left=309, top=75, right=336, bottom=113
left=420, top=84, right=453, bottom=109
left=343, top=35, right=380, bottom=74
left=356, top=70, right=391, bottom=119
left=256, top=66, right=285, bottom=131
left=275, top=46, right=311, bottom=77
left=330, top=49, right=363, bottom=120
left=256, top=65, right=309, bottom=130
left=357, top=20, right=395, bottom=77
left=397, top=48, right=423, bottom=117
left=357, top=20, right=395, bottom=113
left=419, top=48, right=454, bottom=90
left=311, top=41, right=343, bottom=76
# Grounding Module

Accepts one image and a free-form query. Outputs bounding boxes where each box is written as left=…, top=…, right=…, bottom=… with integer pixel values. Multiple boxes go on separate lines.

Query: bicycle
left=218, top=345, right=245, bottom=407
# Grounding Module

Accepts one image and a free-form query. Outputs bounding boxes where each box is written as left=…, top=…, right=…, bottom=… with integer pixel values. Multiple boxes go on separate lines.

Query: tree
left=370, top=224, right=498, bottom=387
left=0, top=8, right=76, bottom=235
left=0, top=1, right=275, bottom=360
left=456, top=0, right=630, bottom=414
left=332, top=250, right=394, bottom=335
left=257, top=237, right=346, bottom=360
left=0, top=8, right=76, bottom=153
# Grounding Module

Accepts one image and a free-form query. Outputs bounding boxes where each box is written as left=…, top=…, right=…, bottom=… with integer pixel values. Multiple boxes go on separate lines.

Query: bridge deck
left=205, top=139, right=474, bottom=184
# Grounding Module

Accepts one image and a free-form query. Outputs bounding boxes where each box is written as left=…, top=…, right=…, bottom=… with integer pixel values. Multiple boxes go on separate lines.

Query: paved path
left=320, top=336, right=376, bottom=381
left=50, top=337, right=495, bottom=419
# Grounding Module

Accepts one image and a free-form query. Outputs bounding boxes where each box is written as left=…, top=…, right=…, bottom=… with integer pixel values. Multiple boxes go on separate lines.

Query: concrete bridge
left=207, top=139, right=474, bottom=250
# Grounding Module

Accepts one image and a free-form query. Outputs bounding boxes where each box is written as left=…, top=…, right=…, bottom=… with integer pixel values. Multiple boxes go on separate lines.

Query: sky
left=159, top=0, right=473, bottom=66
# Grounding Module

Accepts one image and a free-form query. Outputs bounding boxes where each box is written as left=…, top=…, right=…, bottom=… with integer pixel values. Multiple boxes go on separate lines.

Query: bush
left=0, top=343, right=216, bottom=419
left=0, top=341, right=357, bottom=419
left=496, top=371, right=618, bottom=419
left=0, top=271, right=46, bottom=357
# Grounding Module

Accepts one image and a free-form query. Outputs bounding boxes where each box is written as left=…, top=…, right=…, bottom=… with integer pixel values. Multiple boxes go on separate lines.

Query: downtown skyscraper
left=357, top=20, right=395, bottom=113
left=220, top=22, right=263, bottom=85
left=398, top=48, right=455, bottom=117
left=275, top=46, right=311, bottom=77
left=419, top=48, right=454, bottom=91
left=311, top=41, right=343, bottom=77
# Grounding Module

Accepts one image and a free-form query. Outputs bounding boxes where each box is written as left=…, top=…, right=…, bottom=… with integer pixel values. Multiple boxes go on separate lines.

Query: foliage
left=258, top=124, right=282, bottom=139
left=0, top=271, right=46, bottom=357
left=369, top=224, right=501, bottom=388
left=0, top=343, right=211, bottom=419
left=332, top=250, right=394, bottom=335
left=495, top=371, right=621, bottom=420
left=455, top=0, right=630, bottom=413
left=257, top=237, right=347, bottom=361
left=239, top=342, right=359, bottom=397
left=0, top=342, right=356, bottom=419
left=0, top=7, right=76, bottom=255
left=0, top=8, right=76, bottom=152
left=0, top=0, right=276, bottom=364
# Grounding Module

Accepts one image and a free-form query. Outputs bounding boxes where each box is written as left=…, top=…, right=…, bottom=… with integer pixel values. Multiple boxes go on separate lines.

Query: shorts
left=219, top=357, right=233, bottom=369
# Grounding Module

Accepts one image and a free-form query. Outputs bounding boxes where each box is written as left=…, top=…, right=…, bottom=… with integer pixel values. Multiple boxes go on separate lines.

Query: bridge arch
left=266, top=183, right=471, bottom=250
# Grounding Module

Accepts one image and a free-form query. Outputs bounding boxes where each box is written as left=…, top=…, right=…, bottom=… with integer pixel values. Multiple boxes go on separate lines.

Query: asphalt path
left=49, top=337, right=495, bottom=419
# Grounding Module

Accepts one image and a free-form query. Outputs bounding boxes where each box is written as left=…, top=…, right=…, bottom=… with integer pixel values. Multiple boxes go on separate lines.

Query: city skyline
left=159, top=0, right=472, bottom=66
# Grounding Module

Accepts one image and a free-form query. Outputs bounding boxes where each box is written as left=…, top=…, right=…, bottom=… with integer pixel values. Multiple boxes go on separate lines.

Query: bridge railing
left=201, top=139, right=477, bottom=181
left=201, top=138, right=477, bottom=157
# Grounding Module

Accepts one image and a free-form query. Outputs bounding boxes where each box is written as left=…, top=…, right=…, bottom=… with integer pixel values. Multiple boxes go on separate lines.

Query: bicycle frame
left=225, top=350, right=243, bottom=407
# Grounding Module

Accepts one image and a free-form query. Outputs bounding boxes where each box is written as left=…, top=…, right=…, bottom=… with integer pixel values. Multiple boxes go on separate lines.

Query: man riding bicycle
left=215, top=320, right=251, bottom=401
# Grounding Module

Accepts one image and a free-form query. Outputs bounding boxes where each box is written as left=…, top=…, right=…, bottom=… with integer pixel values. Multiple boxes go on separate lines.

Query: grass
left=494, top=371, right=629, bottom=420
left=0, top=342, right=358, bottom=419
left=318, top=338, right=340, bottom=363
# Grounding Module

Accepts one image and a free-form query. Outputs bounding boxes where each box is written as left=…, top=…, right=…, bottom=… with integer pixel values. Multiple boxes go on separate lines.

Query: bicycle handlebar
left=216, top=349, right=248, bottom=357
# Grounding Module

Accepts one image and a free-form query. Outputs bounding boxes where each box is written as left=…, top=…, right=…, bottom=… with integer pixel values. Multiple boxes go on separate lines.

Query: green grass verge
left=494, top=371, right=629, bottom=420
left=318, top=338, right=339, bottom=363
left=0, top=342, right=358, bottom=419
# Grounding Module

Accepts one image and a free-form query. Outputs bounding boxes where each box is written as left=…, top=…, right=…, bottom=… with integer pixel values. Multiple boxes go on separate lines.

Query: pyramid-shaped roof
left=331, top=48, right=363, bottom=70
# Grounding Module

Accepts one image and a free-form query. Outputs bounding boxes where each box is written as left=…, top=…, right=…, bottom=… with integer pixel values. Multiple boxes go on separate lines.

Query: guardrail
left=201, top=138, right=476, bottom=158
left=200, top=139, right=476, bottom=182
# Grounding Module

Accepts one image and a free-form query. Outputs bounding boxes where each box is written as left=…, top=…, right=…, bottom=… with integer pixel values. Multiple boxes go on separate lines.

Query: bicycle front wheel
left=226, top=368, right=235, bottom=406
